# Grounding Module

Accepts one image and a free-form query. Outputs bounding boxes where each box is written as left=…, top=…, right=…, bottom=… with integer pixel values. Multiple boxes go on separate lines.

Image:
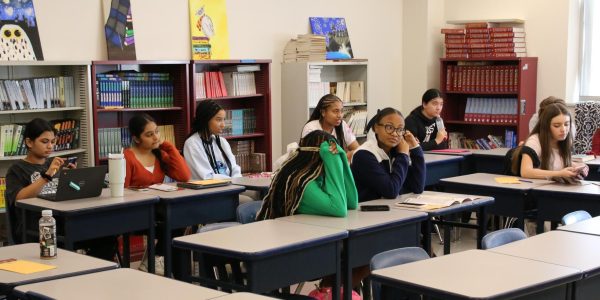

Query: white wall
left=32, top=0, right=404, bottom=159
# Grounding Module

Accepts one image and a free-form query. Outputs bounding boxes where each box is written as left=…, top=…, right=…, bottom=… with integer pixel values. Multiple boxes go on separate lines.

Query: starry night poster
left=0, top=0, right=44, bottom=61
left=309, top=17, right=353, bottom=60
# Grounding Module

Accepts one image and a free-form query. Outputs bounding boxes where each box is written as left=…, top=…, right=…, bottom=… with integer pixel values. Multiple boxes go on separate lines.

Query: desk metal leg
left=122, top=233, right=130, bottom=268
left=536, top=218, right=545, bottom=234
left=332, top=240, right=341, bottom=300
left=343, top=239, right=351, bottom=300
left=423, top=220, right=432, bottom=256
left=163, top=207, right=172, bottom=277
left=477, top=206, right=487, bottom=249
left=443, top=224, right=451, bottom=255
left=148, top=206, right=155, bottom=274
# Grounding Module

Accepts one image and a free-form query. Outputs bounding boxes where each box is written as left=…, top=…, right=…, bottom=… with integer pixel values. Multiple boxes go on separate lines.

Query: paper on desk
left=148, top=183, right=179, bottom=192
left=0, top=260, right=56, bottom=274
left=494, top=177, right=521, bottom=184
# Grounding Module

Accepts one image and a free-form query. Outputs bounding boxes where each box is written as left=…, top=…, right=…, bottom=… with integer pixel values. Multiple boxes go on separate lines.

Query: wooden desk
left=531, top=181, right=600, bottom=233
left=423, top=154, right=464, bottom=186
left=362, top=191, right=494, bottom=255
left=231, top=176, right=271, bottom=198
left=173, top=220, right=347, bottom=300
left=278, top=209, right=426, bottom=300
left=16, top=189, right=158, bottom=272
left=13, top=268, right=226, bottom=300
left=558, top=216, right=600, bottom=236
left=585, top=158, right=600, bottom=181
left=142, top=184, right=245, bottom=277
left=371, top=249, right=580, bottom=300
left=440, top=173, right=552, bottom=229
left=0, top=243, right=117, bottom=296
left=490, top=230, right=600, bottom=299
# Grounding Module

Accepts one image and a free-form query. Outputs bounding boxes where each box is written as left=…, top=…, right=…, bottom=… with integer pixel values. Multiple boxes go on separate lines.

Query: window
left=580, top=0, right=600, bottom=100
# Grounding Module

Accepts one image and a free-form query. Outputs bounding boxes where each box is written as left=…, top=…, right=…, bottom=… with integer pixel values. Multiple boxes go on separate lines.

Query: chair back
left=236, top=201, right=263, bottom=224
left=481, top=228, right=527, bottom=250
left=562, top=210, right=592, bottom=226
left=370, top=247, right=430, bottom=300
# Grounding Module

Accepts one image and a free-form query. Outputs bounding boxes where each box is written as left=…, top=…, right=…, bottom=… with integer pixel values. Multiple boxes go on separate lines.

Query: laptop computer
left=177, top=179, right=231, bottom=190
left=38, top=166, right=108, bottom=201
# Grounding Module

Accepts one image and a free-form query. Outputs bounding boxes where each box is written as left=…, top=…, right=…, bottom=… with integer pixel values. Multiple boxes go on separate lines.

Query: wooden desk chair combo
left=481, top=228, right=527, bottom=250
left=562, top=210, right=592, bottom=226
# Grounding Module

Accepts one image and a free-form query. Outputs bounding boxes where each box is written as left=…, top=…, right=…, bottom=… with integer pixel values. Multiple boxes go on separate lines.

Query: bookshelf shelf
left=91, top=61, right=191, bottom=164
left=196, top=94, right=264, bottom=101
left=0, top=148, right=86, bottom=162
left=440, top=57, right=537, bottom=148
left=191, top=59, right=272, bottom=172
left=282, top=60, right=369, bottom=153
left=0, top=107, right=85, bottom=115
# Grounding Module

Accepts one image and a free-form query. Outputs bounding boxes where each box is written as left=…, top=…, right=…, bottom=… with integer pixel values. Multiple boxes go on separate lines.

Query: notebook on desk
left=177, top=179, right=231, bottom=190
left=38, top=166, right=107, bottom=201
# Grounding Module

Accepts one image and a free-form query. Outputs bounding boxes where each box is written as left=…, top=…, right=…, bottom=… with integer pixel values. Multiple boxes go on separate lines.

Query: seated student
left=257, top=130, right=357, bottom=219
left=528, top=96, right=576, bottom=137
left=512, top=103, right=589, bottom=179
left=351, top=108, right=426, bottom=202
left=5, top=118, right=115, bottom=259
left=184, top=100, right=241, bottom=180
left=302, top=94, right=359, bottom=161
left=124, top=114, right=191, bottom=187
left=404, top=88, right=448, bottom=150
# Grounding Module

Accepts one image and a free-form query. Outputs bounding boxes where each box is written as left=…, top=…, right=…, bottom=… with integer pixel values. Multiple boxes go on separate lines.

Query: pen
left=518, top=179, right=533, bottom=183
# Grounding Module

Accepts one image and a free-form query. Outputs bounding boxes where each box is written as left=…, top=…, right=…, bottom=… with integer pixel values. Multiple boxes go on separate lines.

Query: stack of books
left=0, top=77, right=76, bottom=110
left=463, top=98, right=518, bottom=124
left=0, top=119, right=79, bottom=157
left=195, top=65, right=259, bottom=99
left=445, top=64, right=519, bottom=93
left=96, top=72, right=173, bottom=108
left=344, top=108, right=368, bottom=136
left=283, top=34, right=326, bottom=62
left=441, top=22, right=527, bottom=59
left=229, top=140, right=266, bottom=173
left=448, top=132, right=505, bottom=150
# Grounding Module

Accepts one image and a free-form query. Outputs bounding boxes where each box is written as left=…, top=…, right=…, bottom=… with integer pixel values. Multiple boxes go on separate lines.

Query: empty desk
left=278, top=209, right=426, bottom=300
left=371, top=249, right=580, bottom=300
left=440, top=173, right=552, bottom=229
left=490, top=230, right=600, bottom=299
left=424, top=154, right=464, bottom=186
left=531, top=181, right=600, bottom=233
left=13, top=268, right=227, bottom=300
left=0, top=243, right=117, bottom=296
left=558, top=216, right=600, bottom=236
left=173, top=219, right=347, bottom=300
left=16, top=189, right=158, bottom=271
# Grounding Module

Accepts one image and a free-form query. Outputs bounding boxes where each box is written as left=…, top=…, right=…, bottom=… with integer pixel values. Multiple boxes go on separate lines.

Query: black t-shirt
left=5, top=160, right=57, bottom=243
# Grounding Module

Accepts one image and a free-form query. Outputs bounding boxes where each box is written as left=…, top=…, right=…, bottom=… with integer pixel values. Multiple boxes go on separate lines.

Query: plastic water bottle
left=39, top=210, right=57, bottom=259
left=435, top=117, right=445, bottom=130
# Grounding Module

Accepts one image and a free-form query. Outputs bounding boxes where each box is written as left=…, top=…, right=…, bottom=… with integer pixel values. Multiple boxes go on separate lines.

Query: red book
left=446, top=53, right=469, bottom=59
left=444, top=33, right=466, bottom=39
left=217, top=71, right=228, bottom=97
left=490, top=32, right=525, bottom=38
left=446, top=65, right=453, bottom=91
left=441, top=28, right=465, bottom=34
left=204, top=72, right=212, bottom=98
left=465, top=33, right=490, bottom=39
left=490, top=37, right=525, bottom=43
left=490, top=27, right=524, bottom=33
left=491, top=52, right=527, bottom=58
left=491, top=42, right=526, bottom=48
left=446, top=48, right=469, bottom=53
left=466, top=28, right=490, bottom=34
left=493, top=47, right=527, bottom=53
left=465, top=22, right=491, bottom=29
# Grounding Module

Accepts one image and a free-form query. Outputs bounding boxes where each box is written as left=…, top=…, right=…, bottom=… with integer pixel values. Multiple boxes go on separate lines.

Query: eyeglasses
left=378, top=123, right=405, bottom=136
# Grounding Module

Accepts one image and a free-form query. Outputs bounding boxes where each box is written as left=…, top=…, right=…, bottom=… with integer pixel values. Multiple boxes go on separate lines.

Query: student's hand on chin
left=396, top=136, right=409, bottom=155
left=404, top=130, right=419, bottom=148
left=329, top=141, right=339, bottom=155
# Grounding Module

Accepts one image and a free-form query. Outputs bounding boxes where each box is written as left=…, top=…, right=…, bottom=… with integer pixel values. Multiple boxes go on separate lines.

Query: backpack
left=503, top=146, right=541, bottom=176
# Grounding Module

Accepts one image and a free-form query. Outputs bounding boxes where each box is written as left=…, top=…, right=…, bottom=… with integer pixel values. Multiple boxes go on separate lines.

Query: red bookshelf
left=190, top=59, right=272, bottom=172
left=91, top=60, right=191, bottom=165
left=440, top=57, right=537, bottom=147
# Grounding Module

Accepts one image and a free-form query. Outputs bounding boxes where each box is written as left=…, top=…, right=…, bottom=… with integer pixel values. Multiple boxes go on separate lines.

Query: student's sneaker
left=138, top=254, right=165, bottom=276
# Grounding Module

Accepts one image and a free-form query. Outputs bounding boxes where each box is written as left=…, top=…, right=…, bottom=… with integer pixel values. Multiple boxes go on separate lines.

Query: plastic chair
left=369, top=247, right=430, bottom=300
left=481, top=228, right=527, bottom=250
left=561, top=210, right=592, bottom=226
left=236, top=201, right=263, bottom=224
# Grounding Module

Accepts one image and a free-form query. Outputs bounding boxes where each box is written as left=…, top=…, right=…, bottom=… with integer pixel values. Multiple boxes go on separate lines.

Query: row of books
left=229, top=140, right=255, bottom=156
left=97, top=125, right=175, bottom=159
left=0, top=77, right=76, bottom=111
left=442, top=24, right=526, bottom=58
left=221, top=109, right=256, bottom=137
left=194, top=68, right=259, bottom=99
left=344, top=108, right=368, bottom=136
left=464, top=98, right=518, bottom=124
left=0, top=178, right=5, bottom=208
left=448, top=132, right=506, bottom=150
left=96, top=72, right=174, bottom=108
left=308, top=81, right=365, bottom=107
left=283, top=34, right=326, bottom=63
left=236, top=152, right=267, bottom=173
left=0, top=119, right=79, bottom=157
left=445, top=65, right=519, bottom=92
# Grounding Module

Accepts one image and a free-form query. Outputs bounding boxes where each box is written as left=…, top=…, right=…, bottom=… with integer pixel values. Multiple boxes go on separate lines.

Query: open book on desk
left=395, top=194, right=480, bottom=210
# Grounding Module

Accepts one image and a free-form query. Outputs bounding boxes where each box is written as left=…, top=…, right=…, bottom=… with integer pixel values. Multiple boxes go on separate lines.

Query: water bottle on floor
left=39, top=210, right=57, bottom=259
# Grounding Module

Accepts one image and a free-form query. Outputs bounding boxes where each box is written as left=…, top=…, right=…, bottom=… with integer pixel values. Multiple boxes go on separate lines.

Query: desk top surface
left=16, top=189, right=159, bottom=212
left=470, top=147, right=510, bottom=157
left=213, top=292, right=279, bottom=299
left=362, top=191, right=494, bottom=214
left=173, top=219, right=347, bottom=256
left=423, top=153, right=464, bottom=164
left=277, top=208, right=426, bottom=232
left=558, top=216, right=600, bottom=236
left=490, top=230, right=600, bottom=274
left=13, top=268, right=226, bottom=300
left=530, top=181, right=600, bottom=194
left=586, top=158, right=600, bottom=166
left=372, top=249, right=580, bottom=299
left=440, top=173, right=553, bottom=190
left=231, top=177, right=272, bottom=189
left=0, top=244, right=117, bottom=287
left=141, top=184, right=245, bottom=200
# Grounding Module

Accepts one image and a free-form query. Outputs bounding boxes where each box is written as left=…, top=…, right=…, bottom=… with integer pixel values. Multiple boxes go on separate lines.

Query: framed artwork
left=309, top=17, right=353, bottom=60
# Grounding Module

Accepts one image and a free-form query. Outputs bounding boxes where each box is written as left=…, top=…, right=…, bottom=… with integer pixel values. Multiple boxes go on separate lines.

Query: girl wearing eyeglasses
left=351, top=108, right=426, bottom=202
left=405, top=88, right=448, bottom=150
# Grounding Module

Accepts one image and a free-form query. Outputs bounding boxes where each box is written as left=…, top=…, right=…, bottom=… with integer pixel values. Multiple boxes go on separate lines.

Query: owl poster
left=189, top=0, right=230, bottom=60
left=0, top=0, right=44, bottom=61
left=102, top=0, right=136, bottom=60
left=310, top=17, right=354, bottom=60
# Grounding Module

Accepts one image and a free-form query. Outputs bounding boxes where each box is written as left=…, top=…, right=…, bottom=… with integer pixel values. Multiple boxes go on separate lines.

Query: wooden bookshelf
left=91, top=60, right=190, bottom=165
left=440, top=57, right=537, bottom=148
left=190, top=59, right=272, bottom=172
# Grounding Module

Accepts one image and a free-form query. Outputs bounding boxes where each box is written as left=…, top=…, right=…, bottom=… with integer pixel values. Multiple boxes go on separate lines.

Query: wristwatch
left=40, top=172, right=53, bottom=182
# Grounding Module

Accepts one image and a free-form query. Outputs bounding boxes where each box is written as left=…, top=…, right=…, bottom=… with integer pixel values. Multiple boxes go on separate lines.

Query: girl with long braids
left=124, top=114, right=191, bottom=187
left=302, top=94, right=360, bottom=161
left=257, top=130, right=357, bottom=219
left=351, top=107, right=426, bottom=202
left=184, top=100, right=241, bottom=180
